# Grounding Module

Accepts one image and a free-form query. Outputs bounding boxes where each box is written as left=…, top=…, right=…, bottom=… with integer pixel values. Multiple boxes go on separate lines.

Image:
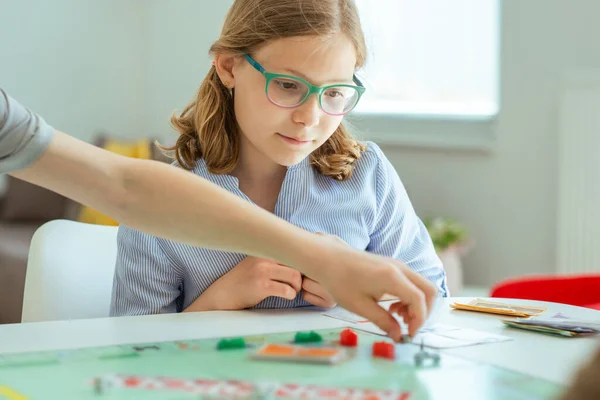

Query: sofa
left=0, top=138, right=171, bottom=324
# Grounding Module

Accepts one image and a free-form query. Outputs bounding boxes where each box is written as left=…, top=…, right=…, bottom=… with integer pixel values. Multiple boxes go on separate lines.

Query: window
left=354, top=0, right=500, bottom=119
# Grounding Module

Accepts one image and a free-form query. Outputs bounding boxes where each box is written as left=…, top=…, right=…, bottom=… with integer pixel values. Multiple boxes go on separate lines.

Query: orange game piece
left=297, top=348, right=339, bottom=357
left=340, top=328, right=358, bottom=347
left=259, top=344, right=296, bottom=355
left=252, top=343, right=345, bottom=364
left=372, top=341, right=395, bottom=359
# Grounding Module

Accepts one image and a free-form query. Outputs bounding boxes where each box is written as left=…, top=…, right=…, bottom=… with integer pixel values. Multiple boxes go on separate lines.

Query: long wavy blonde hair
left=162, top=0, right=367, bottom=181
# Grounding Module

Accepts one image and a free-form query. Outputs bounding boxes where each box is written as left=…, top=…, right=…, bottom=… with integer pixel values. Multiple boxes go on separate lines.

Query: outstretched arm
left=12, top=129, right=319, bottom=264
left=4, top=90, right=437, bottom=340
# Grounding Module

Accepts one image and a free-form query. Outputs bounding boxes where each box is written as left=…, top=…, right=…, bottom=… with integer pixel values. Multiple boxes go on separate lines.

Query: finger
left=264, top=280, right=297, bottom=301
left=262, top=263, right=303, bottom=293
left=301, top=277, right=330, bottom=300
left=389, top=302, right=411, bottom=324
left=389, top=302, right=408, bottom=314
left=302, top=291, right=336, bottom=309
left=392, top=260, right=438, bottom=316
left=378, top=270, right=427, bottom=338
left=345, top=298, right=403, bottom=342
left=398, top=298, right=425, bottom=337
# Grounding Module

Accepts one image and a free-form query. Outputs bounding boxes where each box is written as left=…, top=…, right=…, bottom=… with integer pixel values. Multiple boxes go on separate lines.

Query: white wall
left=380, top=0, right=600, bottom=286
left=0, top=0, right=147, bottom=142
left=141, top=0, right=600, bottom=287
left=3, top=0, right=599, bottom=287
left=142, top=0, right=233, bottom=143
left=1, top=0, right=233, bottom=144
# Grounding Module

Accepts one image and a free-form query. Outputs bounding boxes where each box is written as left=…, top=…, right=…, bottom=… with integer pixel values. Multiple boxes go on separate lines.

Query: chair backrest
left=490, top=274, right=600, bottom=309
left=21, top=219, right=119, bottom=323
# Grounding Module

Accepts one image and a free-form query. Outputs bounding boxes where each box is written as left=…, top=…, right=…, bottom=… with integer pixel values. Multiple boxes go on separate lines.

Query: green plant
left=423, top=216, right=469, bottom=253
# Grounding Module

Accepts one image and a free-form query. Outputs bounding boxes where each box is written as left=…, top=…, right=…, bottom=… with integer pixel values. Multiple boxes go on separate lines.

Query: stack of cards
left=502, top=317, right=600, bottom=337
left=450, top=298, right=547, bottom=317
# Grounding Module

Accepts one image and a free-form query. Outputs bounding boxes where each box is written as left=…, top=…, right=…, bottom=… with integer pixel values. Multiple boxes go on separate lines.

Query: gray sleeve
left=0, top=88, right=55, bottom=174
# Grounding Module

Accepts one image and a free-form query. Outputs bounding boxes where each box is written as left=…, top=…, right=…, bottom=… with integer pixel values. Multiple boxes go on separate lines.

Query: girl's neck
left=231, top=138, right=287, bottom=212
left=233, top=155, right=286, bottom=186
left=232, top=144, right=287, bottom=184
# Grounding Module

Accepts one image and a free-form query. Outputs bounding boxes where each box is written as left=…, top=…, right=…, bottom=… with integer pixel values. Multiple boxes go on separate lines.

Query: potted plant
left=424, top=217, right=472, bottom=296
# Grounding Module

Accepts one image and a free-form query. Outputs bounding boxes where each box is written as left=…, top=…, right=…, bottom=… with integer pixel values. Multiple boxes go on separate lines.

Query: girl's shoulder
left=170, top=158, right=211, bottom=178
left=360, top=140, right=387, bottom=162
left=350, top=140, right=391, bottom=176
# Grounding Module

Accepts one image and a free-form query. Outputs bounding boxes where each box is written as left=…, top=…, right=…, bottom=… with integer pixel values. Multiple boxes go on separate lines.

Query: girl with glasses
left=111, top=0, right=448, bottom=327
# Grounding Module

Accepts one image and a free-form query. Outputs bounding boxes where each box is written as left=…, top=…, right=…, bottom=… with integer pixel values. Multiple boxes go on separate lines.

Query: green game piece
left=99, top=352, right=140, bottom=360
left=294, top=331, right=323, bottom=344
left=216, top=338, right=246, bottom=350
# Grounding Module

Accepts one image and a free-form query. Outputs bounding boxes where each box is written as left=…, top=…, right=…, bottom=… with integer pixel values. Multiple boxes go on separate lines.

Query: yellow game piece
left=0, top=386, right=29, bottom=400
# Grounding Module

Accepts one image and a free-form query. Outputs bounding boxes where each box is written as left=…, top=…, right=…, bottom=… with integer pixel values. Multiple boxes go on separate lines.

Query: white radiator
left=556, top=72, right=600, bottom=274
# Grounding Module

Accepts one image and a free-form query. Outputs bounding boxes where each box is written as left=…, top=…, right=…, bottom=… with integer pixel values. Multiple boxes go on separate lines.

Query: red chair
left=490, top=274, right=600, bottom=310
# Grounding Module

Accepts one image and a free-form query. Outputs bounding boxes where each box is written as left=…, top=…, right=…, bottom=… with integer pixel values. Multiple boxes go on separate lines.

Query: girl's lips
left=277, top=133, right=313, bottom=145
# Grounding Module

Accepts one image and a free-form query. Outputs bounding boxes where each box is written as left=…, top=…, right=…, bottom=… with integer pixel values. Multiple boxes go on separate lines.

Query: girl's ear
left=214, top=54, right=238, bottom=89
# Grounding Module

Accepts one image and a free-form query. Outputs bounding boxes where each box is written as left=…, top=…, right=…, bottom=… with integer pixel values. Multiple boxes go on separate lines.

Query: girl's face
left=218, top=34, right=358, bottom=168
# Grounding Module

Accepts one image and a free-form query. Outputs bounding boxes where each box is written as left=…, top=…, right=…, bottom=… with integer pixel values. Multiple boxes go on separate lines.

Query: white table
left=1, top=297, right=599, bottom=387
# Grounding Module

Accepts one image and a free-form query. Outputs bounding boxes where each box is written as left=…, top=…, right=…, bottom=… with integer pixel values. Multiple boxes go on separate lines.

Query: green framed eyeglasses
left=243, top=54, right=365, bottom=116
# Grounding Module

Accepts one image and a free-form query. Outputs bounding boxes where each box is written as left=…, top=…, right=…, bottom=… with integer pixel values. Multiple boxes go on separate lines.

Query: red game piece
left=340, top=328, right=358, bottom=347
left=123, top=377, right=142, bottom=387
left=372, top=341, right=395, bottom=359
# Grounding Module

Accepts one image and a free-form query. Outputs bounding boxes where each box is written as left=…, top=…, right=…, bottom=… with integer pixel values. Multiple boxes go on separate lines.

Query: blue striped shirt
left=110, top=141, right=448, bottom=316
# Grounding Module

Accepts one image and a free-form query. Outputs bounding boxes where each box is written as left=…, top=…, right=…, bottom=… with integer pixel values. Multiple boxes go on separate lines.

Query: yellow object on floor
left=77, top=138, right=152, bottom=226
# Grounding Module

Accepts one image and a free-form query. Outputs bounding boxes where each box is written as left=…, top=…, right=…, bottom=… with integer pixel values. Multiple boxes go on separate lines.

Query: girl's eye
left=325, top=90, right=344, bottom=98
left=275, top=80, right=299, bottom=90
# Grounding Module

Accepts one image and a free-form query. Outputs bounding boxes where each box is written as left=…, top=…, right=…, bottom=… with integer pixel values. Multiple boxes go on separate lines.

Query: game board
left=0, top=328, right=563, bottom=399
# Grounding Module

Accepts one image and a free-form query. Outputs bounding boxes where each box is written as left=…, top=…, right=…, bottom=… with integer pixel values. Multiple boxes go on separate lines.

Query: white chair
left=21, top=219, right=119, bottom=323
